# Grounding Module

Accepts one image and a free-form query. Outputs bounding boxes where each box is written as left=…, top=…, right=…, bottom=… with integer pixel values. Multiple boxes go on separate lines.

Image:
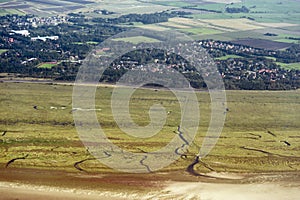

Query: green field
left=183, top=27, right=222, bottom=35
left=215, top=54, right=243, bottom=60
left=0, top=0, right=173, bottom=16
left=0, top=82, right=299, bottom=174
left=275, top=38, right=300, bottom=44
left=112, top=36, right=161, bottom=44
left=146, top=0, right=192, bottom=7
left=0, top=8, right=24, bottom=16
left=37, top=62, right=59, bottom=69
left=159, top=0, right=300, bottom=42
left=86, top=41, right=99, bottom=45
left=188, top=0, right=300, bottom=24
left=276, top=62, right=300, bottom=70
left=0, top=49, right=8, bottom=54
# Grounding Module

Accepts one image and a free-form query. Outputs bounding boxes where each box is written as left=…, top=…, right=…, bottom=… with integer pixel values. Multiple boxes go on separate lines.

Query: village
left=0, top=14, right=299, bottom=89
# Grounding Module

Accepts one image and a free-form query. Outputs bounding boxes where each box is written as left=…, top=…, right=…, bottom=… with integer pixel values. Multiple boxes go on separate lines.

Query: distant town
left=0, top=14, right=299, bottom=90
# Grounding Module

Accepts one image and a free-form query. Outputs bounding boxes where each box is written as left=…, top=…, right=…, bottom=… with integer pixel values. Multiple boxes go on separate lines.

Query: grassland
left=272, top=34, right=300, bottom=44
left=0, top=49, right=8, bottom=54
left=158, top=18, right=224, bottom=35
left=275, top=38, right=300, bottom=44
left=112, top=36, right=161, bottom=44
left=276, top=62, right=300, bottom=70
left=146, top=0, right=300, bottom=25
left=37, top=62, right=59, bottom=69
left=139, top=16, right=299, bottom=42
left=215, top=54, right=243, bottom=60
left=0, top=82, right=299, bottom=174
left=0, top=8, right=24, bottom=16
left=146, top=0, right=300, bottom=42
left=88, top=0, right=173, bottom=15
left=0, top=0, right=173, bottom=16
left=188, top=0, right=300, bottom=24
left=135, top=23, right=170, bottom=31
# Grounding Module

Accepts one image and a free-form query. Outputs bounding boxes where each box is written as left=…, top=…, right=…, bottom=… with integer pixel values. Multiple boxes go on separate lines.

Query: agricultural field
left=0, top=82, right=299, bottom=175
left=0, top=8, right=24, bottom=15
left=0, top=0, right=174, bottom=16
left=37, top=62, right=60, bottom=69
left=276, top=62, right=300, bottom=70
left=138, top=0, right=300, bottom=44
left=135, top=15, right=300, bottom=44
left=232, top=38, right=293, bottom=50
left=1, top=0, right=300, bottom=47
left=0, top=49, right=8, bottom=54
left=179, top=0, right=300, bottom=24
left=135, top=23, right=170, bottom=32
left=215, top=54, right=243, bottom=60
left=112, top=36, right=161, bottom=44
left=275, top=38, right=300, bottom=44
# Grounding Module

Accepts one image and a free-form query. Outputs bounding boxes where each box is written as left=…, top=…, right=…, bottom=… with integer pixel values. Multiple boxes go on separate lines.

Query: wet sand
left=0, top=182, right=125, bottom=200
left=1, top=179, right=299, bottom=200
left=1, top=168, right=299, bottom=200
left=162, top=181, right=300, bottom=200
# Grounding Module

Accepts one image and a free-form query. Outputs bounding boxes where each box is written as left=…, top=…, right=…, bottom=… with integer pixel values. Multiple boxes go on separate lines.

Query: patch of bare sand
left=1, top=170, right=300, bottom=200
left=0, top=182, right=137, bottom=200
left=205, top=172, right=245, bottom=180
left=160, top=181, right=300, bottom=200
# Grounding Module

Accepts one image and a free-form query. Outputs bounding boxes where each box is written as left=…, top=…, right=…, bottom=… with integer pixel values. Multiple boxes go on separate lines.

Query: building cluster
left=9, top=29, right=59, bottom=42
left=31, top=36, right=59, bottom=42
left=0, top=15, right=68, bottom=27
left=2, top=15, right=64, bottom=43
left=27, top=16, right=68, bottom=27
left=219, top=59, right=290, bottom=82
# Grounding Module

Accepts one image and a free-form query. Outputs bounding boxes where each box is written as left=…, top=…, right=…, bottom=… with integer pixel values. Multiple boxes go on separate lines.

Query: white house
left=11, top=30, right=30, bottom=37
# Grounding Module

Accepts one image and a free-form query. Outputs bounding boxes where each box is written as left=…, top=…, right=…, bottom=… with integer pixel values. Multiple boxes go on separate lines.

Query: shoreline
left=1, top=170, right=299, bottom=200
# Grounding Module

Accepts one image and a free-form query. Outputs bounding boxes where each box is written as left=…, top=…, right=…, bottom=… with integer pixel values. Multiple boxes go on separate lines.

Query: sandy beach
left=1, top=169, right=300, bottom=200
left=1, top=179, right=300, bottom=200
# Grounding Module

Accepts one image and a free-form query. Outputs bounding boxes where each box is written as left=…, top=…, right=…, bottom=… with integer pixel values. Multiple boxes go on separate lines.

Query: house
left=31, top=36, right=59, bottom=42
left=10, top=30, right=30, bottom=37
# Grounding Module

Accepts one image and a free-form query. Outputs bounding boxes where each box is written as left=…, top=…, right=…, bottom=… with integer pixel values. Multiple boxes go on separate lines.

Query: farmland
left=1, top=0, right=300, bottom=46
left=0, top=8, right=24, bottom=15
left=232, top=38, right=293, bottom=50
left=37, top=62, right=60, bottom=69
left=0, top=0, right=174, bottom=16
left=276, top=62, right=300, bottom=70
left=138, top=0, right=300, bottom=44
left=0, top=49, right=8, bottom=54
left=112, top=36, right=161, bottom=44
left=215, top=54, right=242, bottom=60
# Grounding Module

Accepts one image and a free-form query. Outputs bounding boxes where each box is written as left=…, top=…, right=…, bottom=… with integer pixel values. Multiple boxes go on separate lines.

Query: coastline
left=1, top=172, right=299, bottom=200
left=1, top=168, right=299, bottom=200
